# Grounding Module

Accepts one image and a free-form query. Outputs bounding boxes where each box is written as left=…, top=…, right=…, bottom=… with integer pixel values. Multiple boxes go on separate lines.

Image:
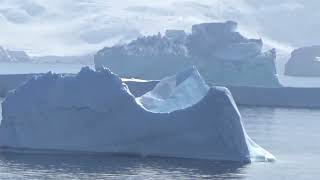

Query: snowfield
left=0, top=46, right=31, bottom=62
left=0, top=67, right=274, bottom=162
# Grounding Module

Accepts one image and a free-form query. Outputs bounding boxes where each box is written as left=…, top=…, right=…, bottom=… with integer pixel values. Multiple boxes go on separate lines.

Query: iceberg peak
left=137, top=66, right=209, bottom=113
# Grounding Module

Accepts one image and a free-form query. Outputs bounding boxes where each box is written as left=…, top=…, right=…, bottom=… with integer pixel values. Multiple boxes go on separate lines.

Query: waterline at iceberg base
left=0, top=67, right=275, bottom=162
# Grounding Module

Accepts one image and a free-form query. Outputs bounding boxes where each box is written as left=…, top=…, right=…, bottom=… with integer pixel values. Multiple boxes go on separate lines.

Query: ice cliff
left=137, top=67, right=210, bottom=113
left=285, top=46, right=320, bottom=77
left=0, top=46, right=31, bottom=62
left=95, top=21, right=280, bottom=87
left=0, top=67, right=275, bottom=162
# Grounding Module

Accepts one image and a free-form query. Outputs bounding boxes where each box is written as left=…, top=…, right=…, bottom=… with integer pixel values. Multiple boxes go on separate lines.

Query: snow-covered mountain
left=285, top=46, right=320, bottom=77
left=0, top=46, right=31, bottom=62
left=0, top=45, right=93, bottom=64
left=95, top=21, right=280, bottom=87
left=2, top=0, right=318, bottom=57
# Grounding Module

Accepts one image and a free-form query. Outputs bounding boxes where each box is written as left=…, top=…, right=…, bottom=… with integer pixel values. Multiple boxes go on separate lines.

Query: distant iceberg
left=285, top=46, right=320, bottom=77
left=95, top=21, right=280, bottom=87
left=0, top=67, right=275, bottom=162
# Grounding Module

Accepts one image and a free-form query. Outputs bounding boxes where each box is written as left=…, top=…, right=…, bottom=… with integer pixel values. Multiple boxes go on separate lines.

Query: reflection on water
left=0, top=153, right=246, bottom=179
left=240, top=106, right=320, bottom=180
left=0, top=101, right=320, bottom=179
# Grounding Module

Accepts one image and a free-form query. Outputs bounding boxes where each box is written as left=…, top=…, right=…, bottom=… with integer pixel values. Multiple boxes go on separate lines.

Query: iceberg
left=137, top=67, right=210, bottom=113
left=0, top=67, right=275, bottom=162
left=95, top=21, right=280, bottom=87
left=0, top=74, right=37, bottom=98
left=285, top=46, right=320, bottom=77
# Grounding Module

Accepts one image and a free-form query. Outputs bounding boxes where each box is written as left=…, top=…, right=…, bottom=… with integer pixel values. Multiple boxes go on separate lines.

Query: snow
left=121, top=78, right=151, bottom=83
left=137, top=67, right=209, bottom=113
left=0, top=67, right=275, bottom=162
left=95, top=21, right=280, bottom=87
left=0, top=46, right=31, bottom=62
left=165, top=30, right=187, bottom=43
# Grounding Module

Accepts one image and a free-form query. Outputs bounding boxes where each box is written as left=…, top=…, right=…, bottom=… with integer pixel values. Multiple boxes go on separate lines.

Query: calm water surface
left=0, top=98, right=319, bottom=179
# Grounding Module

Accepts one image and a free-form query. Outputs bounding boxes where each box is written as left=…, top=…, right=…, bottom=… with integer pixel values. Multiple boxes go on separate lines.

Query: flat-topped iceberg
left=0, top=67, right=275, bottom=162
left=95, top=21, right=280, bottom=87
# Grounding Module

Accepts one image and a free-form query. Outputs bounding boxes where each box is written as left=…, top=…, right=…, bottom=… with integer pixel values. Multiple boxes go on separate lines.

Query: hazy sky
left=0, top=0, right=318, bottom=56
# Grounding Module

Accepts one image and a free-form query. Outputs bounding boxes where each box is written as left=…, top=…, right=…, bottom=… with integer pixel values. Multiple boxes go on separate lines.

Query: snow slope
left=0, top=46, right=31, bottom=62
left=0, top=67, right=274, bottom=162
left=95, top=21, right=280, bottom=87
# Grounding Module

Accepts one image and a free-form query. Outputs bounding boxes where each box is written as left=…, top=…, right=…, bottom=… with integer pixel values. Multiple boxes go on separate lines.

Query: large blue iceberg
left=95, top=21, right=280, bottom=87
left=0, top=67, right=274, bottom=162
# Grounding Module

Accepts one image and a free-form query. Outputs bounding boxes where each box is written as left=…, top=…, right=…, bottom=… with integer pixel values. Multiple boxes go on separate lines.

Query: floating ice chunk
left=0, top=67, right=275, bottom=162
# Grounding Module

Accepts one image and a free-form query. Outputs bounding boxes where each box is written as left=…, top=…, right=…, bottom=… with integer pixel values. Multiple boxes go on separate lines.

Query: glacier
left=95, top=21, right=280, bottom=87
left=285, top=46, right=320, bottom=77
left=0, top=67, right=274, bottom=162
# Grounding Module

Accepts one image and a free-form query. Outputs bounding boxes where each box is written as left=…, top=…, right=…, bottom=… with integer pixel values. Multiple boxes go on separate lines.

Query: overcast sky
left=0, top=0, right=318, bottom=56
